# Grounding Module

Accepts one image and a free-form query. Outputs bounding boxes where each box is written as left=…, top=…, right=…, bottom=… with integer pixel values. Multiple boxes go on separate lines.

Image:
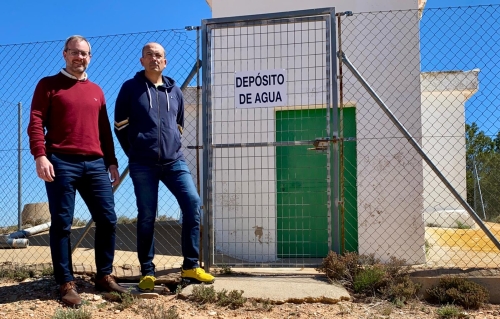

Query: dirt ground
left=0, top=275, right=499, bottom=319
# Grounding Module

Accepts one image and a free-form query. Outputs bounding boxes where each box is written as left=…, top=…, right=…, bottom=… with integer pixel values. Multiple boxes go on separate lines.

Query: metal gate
left=201, top=8, right=338, bottom=268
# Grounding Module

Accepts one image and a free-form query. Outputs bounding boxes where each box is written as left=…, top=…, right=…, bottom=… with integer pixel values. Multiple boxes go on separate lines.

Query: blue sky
left=0, top=0, right=212, bottom=45
left=0, top=1, right=212, bottom=227
left=1, top=0, right=500, bottom=227
left=1, top=0, right=499, bottom=45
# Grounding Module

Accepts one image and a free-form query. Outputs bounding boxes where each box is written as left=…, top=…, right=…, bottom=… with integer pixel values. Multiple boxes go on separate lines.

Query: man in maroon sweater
left=27, top=35, right=127, bottom=307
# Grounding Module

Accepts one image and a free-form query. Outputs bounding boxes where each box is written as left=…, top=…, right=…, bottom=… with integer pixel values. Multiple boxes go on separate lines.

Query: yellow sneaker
left=181, top=267, right=215, bottom=284
left=138, top=275, right=155, bottom=292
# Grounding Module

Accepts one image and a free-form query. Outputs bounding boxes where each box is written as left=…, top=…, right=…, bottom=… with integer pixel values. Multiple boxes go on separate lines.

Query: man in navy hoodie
left=114, top=42, right=214, bottom=291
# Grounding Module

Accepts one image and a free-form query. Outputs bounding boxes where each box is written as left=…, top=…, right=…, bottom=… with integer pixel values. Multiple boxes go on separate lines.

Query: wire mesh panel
left=339, top=5, right=500, bottom=269
left=202, top=9, right=337, bottom=267
left=0, top=30, right=200, bottom=274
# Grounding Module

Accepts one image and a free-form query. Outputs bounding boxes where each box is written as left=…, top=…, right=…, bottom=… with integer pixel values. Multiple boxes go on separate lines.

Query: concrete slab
left=179, top=276, right=351, bottom=304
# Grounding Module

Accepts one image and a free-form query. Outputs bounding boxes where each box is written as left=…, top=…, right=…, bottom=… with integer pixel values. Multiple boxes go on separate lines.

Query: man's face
left=140, top=43, right=167, bottom=73
left=63, top=40, right=91, bottom=76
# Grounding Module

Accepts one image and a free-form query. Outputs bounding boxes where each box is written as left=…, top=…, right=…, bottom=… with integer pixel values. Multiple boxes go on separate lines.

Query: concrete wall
left=209, top=0, right=417, bottom=17
left=421, top=70, right=479, bottom=228
left=340, top=8, right=424, bottom=264
left=206, top=0, right=427, bottom=264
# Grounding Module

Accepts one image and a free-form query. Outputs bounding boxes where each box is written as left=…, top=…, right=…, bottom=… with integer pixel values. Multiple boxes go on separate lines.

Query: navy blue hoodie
left=114, top=70, right=184, bottom=164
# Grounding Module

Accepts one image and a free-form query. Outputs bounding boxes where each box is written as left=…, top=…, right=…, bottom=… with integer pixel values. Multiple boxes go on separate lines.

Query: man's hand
left=35, top=156, right=55, bottom=182
left=109, top=164, right=120, bottom=187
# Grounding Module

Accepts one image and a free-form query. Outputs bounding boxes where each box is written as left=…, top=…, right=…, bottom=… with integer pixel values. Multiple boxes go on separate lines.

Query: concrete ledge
left=421, top=69, right=479, bottom=99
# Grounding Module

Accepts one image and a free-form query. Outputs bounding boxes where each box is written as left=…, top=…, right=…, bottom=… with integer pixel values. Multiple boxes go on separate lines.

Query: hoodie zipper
left=156, top=87, right=161, bottom=161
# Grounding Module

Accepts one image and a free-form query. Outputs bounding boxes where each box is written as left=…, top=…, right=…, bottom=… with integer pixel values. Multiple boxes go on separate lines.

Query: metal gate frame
left=201, top=8, right=339, bottom=269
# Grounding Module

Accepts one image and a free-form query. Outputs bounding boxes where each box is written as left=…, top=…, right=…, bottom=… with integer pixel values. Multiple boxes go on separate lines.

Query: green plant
left=72, top=218, right=87, bottom=227
left=175, top=284, right=183, bottom=295
left=218, top=264, right=233, bottom=275
left=156, top=215, right=176, bottom=222
left=426, top=276, right=489, bottom=309
left=436, top=304, right=468, bottom=318
left=250, top=298, right=273, bottom=312
left=216, top=289, right=246, bottom=309
left=455, top=221, right=471, bottom=229
left=379, top=257, right=421, bottom=303
left=109, top=291, right=135, bottom=310
left=379, top=304, right=393, bottom=316
left=51, top=307, right=92, bottom=319
left=316, top=251, right=361, bottom=285
left=0, top=265, right=35, bottom=281
left=117, top=216, right=138, bottom=224
left=41, top=266, right=54, bottom=277
left=353, top=265, right=385, bottom=293
left=380, top=275, right=421, bottom=304
left=318, top=252, right=420, bottom=303
left=80, top=300, right=90, bottom=306
left=0, top=225, right=19, bottom=235
left=337, top=302, right=354, bottom=316
left=143, top=304, right=180, bottom=319
left=28, top=218, right=49, bottom=226
left=189, top=285, right=246, bottom=309
left=190, top=284, right=217, bottom=304
left=492, top=215, right=500, bottom=223
left=425, top=239, right=432, bottom=255
left=96, top=301, right=108, bottom=309
left=426, top=223, right=439, bottom=227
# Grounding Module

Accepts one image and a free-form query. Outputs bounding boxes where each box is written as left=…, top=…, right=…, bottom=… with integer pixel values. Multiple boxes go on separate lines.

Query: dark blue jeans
left=129, top=160, right=201, bottom=275
left=45, top=153, right=117, bottom=285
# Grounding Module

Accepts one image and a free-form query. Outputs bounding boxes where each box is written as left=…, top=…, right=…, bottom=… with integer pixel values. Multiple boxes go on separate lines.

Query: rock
left=208, top=311, right=217, bottom=316
left=93, top=295, right=102, bottom=301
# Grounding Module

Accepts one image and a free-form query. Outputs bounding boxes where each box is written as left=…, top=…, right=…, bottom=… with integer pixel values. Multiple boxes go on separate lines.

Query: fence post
left=18, top=102, right=22, bottom=231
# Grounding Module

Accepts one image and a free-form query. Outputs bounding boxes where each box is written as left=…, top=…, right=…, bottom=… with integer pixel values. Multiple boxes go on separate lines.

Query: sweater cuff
left=32, top=146, right=46, bottom=160
left=106, top=156, right=119, bottom=168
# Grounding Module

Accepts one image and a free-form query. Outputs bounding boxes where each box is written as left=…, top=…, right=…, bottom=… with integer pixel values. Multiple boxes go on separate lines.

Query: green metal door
left=276, top=107, right=357, bottom=258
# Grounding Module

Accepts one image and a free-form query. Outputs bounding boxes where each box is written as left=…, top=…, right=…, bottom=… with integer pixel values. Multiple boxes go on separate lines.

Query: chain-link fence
left=0, top=29, right=201, bottom=274
left=2, top=4, right=500, bottom=274
left=338, top=5, right=500, bottom=269
left=202, top=5, right=500, bottom=269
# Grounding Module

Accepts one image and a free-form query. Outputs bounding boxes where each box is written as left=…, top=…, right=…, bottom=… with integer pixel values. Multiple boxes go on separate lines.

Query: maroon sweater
left=27, top=72, right=118, bottom=167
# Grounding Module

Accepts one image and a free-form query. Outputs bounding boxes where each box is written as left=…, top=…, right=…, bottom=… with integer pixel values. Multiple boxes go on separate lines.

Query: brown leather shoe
left=60, top=281, right=82, bottom=308
left=95, top=274, right=129, bottom=294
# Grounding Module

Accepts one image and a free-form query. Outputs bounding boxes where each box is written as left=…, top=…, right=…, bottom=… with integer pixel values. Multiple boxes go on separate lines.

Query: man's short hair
left=64, top=35, right=92, bottom=53
left=141, top=42, right=166, bottom=58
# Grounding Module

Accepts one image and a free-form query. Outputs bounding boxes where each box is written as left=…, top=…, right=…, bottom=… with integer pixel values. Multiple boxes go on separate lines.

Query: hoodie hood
left=134, top=71, right=176, bottom=110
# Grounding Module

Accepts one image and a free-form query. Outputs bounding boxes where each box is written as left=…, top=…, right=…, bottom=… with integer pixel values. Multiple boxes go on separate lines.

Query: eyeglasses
left=65, top=49, right=91, bottom=58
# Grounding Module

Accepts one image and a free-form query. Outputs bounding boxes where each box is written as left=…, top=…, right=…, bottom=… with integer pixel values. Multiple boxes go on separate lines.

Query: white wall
left=421, top=70, right=479, bottom=228
left=208, top=0, right=427, bottom=264
left=210, top=0, right=417, bottom=17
